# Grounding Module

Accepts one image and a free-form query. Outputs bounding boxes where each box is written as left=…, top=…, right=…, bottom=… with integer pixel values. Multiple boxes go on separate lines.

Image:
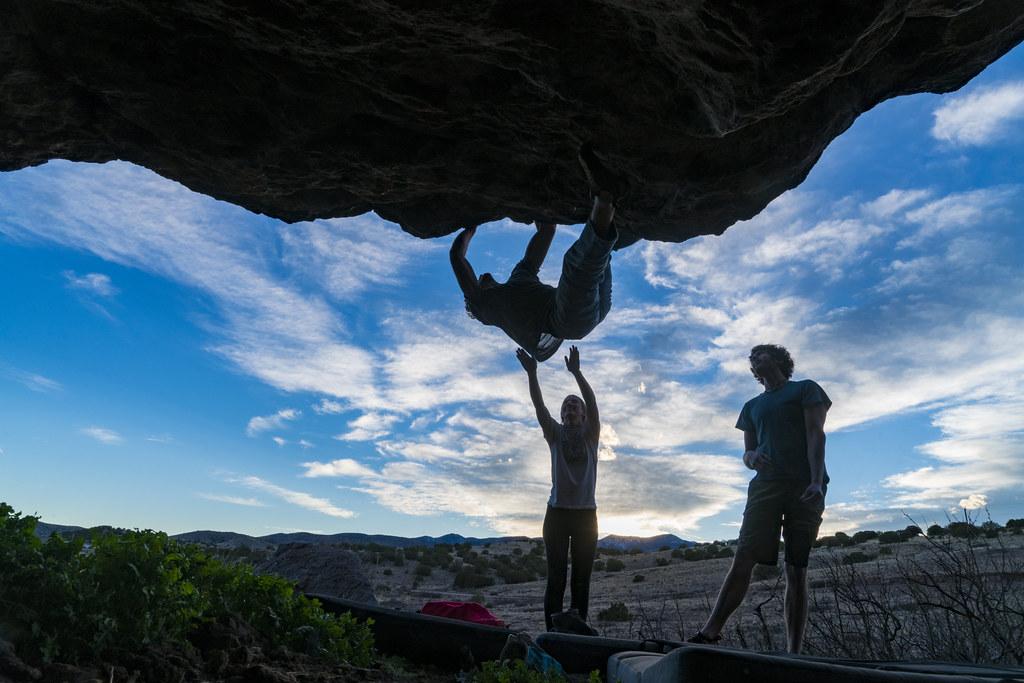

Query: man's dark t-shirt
left=467, top=281, right=562, bottom=361
left=736, top=379, right=831, bottom=483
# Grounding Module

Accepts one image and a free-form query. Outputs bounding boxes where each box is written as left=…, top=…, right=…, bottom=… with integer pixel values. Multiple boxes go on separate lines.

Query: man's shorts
left=736, top=478, right=826, bottom=568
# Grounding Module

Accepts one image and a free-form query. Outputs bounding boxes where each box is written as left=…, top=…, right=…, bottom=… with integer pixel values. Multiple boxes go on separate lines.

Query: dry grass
left=363, top=533, right=1024, bottom=666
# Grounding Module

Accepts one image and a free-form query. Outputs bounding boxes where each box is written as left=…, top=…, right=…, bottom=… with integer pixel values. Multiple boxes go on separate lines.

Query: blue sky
left=2, top=47, right=1022, bottom=542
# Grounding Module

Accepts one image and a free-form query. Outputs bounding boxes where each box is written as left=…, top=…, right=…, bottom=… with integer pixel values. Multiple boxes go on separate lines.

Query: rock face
left=257, top=543, right=377, bottom=605
left=3, top=2, right=1023, bottom=244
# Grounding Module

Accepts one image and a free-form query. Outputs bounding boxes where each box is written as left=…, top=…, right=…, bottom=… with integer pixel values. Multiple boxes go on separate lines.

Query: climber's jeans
left=548, top=222, right=617, bottom=340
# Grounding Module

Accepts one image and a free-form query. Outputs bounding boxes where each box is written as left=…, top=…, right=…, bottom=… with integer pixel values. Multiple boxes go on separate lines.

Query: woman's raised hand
left=516, top=347, right=538, bottom=374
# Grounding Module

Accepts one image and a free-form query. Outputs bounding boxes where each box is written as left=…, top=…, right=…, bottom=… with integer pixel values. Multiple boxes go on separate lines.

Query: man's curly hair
left=749, top=344, right=794, bottom=385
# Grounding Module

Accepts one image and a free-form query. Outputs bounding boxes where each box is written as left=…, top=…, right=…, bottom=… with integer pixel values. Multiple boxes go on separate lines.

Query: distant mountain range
left=34, top=522, right=694, bottom=551
left=598, top=533, right=694, bottom=552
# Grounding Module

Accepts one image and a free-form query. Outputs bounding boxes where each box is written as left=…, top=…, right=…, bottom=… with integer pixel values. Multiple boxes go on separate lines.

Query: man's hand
left=516, top=348, right=537, bottom=374
left=743, top=450, right=771, bottom=471
left=799, top=482, right=825, bottom=505
left=564, top=345, right=581, bottom=375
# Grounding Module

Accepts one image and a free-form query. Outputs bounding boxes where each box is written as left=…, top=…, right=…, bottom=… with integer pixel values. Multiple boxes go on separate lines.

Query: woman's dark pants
left=543, top=506, right=598, bottom=630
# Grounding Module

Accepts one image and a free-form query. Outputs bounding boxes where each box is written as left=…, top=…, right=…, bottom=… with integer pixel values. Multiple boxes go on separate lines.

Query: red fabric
left=420, top=601, right=506, bottom=627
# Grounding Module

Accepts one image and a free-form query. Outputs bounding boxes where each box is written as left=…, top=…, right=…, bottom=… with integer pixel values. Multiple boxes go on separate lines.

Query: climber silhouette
left=449, top=145, right=623, bottom=360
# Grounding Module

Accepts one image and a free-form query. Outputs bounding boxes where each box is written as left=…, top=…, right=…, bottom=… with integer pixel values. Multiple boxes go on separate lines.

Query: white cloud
left=13, top=371, right=62, bottom=393
left=272, top=436, right=287, bottom=447
left=860, top=189, right=932, bottom=220
left=246, top=408, right=300, bottom=436
left=959, top=494, right=989, bottom=511
left=301, top=458, right=379, bottom=479
left=882, top=397, right=1024, bottom=510
left=81, top=426, right=123, bottom=444
left=334, top=412, right=400, bottom=441
left=63, top=271, right=118, bottom=297
left=313, top=399, right=344, bottom=415
left=280, top=217, right=437, bottom=301
left=0, top=161, right=395, bottom=405
left=198, top=493, right=267, bottom=507
left=898, top=187, right=1017, bottom=247
left=932, top=82, right=1024, bottom=145
left=231, top=475, right=356, bottom=518
left=298, top=439, right=314, bottom=449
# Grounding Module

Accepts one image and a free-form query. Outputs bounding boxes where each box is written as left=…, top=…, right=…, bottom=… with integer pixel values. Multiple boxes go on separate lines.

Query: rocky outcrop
left=257, top=543, right=377, bottom=605
left=3, top=2, right=1023, bottom=244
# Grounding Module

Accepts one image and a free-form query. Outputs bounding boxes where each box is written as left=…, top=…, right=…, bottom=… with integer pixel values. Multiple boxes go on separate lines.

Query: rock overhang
left=2, top=1, right=1023, bottom=246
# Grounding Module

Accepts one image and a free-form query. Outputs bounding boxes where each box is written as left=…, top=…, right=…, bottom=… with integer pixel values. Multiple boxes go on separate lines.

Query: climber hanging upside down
left=449, top=146, right=623, bottom=360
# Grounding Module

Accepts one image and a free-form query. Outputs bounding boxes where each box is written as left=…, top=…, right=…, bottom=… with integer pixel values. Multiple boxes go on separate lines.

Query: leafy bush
left=877, top=531, right=904, bottom=545
left=817, top=532, right=854, bottom=548
left=592, top=559, right=605, bottom=571
left=842, top=551, right=875, bottom=565
left=497, top=567, right=534, bottom=584
left=947, top=522, right=978, bottom=538
left=927, top=524, right=947, bottom=537
left=597, top=602, right=631, bottom=622
left=415, top=563, right=433, bottom=577
left=474, top=659, right=573, bottom=682
left=752, top=564, right=780, bottom=581
left=453, top=568, right=495, bottom=589
left=670, top=548, right=685, bottom=559
left=851, top=530, right=878, bottom=544
left=604, top=558, right=625, bottom=572
left=632, top=574, right=645, bottom=583
left=0, top=502, right=374, bottom=668
left=655, top=557, right=669, bottom=567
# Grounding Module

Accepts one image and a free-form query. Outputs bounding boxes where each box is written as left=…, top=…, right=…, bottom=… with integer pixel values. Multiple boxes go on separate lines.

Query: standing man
left=689, top=344, right=830, bottom=654
left=449, top=146, right=623, bottom=361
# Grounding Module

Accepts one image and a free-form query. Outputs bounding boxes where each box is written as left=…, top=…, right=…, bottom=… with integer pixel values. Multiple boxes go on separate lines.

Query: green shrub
left=632, top=574, right=645, bottom=583
left=851, top=530, right=878, bottom=544
left=604, top=558, right=625, bottom=572
left=497, top=567, right=533, bottom=584
left=947, top=522, right=977, bottom=538
left=415, top=563, right=433, bottom=577
left=597, top=602, right=631, bottom=622
left=475, top=659, right=568, bottom=682
left=0, top=502, right=374, bottom=668
left=877, top=531, right=904, bottom=545
left=655, top=557, right=669, bottom=567
left=671, top=547, right=685, bottom=558
left=453, top=568, right=495, bottom=589
left=592, top=559, right=605, bottom=571
left=843, top=551, right=875, bottom=565
left=683, top=547, right=707, bottom=561
left=927, top=524, right=947, bottom=538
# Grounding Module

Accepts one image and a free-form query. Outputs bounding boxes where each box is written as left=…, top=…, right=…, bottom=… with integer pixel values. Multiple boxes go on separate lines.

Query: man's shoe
left=578, top=142, right=630, bottom=201
left=686, top=630, right=722, bottom=645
